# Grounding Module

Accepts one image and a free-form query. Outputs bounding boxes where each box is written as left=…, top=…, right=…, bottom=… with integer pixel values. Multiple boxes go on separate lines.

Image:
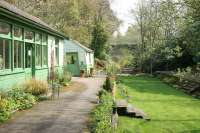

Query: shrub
left=103, top=76, right=113, bottom=92
left=90, top=91, right=113, bottom=133
left=0, top=98, right=12, bottom=122
left=58, top=72, right=72, bottom=86
left=7, top=88, right=36, bottom=110
left=162, top=76, right=178, bottom=84
left=106, top=61, right=120, bottom=76
left=91, top=92, right=113, bottom=133
left=0, top=87, right=38, bottom=122
left=98, top=89, right=107, bottom=98
left=23, top=79, right=49, bottom=96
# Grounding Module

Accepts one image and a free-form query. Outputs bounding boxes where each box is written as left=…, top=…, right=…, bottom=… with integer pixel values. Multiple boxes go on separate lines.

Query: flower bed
left=0, top=88, right=36, bottom=122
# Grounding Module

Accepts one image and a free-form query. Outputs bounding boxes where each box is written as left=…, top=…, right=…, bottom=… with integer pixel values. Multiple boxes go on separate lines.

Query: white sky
left=110, top=0, right=138, bottom=35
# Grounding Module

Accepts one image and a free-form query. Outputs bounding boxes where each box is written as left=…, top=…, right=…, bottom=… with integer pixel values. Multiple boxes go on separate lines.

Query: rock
left=116, top=99, right=128, bottom=107
left=115, top=100, right=128, bottom=115
left=126, top=104, right=150, bottom=121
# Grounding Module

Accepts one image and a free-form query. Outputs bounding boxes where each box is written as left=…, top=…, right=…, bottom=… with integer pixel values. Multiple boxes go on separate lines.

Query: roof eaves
left=71, top=40, right=93, bottom=52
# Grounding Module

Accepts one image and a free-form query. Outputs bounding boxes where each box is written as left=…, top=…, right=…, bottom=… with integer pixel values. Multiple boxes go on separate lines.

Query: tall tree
left=91, top=17, right=108, bottom=59
left=5, top=0, right=119, bottom=47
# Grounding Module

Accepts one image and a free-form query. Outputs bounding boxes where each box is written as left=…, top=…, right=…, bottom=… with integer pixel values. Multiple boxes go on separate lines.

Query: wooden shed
left=0, top=1, right=68, bottom=90
left=64, top=40, right=94, bottom=77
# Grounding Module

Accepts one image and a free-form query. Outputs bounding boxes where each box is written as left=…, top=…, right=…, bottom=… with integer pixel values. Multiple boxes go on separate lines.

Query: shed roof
left=0, top=0, right=68, bottom=39
left=72, top=40, right=93, bottom=53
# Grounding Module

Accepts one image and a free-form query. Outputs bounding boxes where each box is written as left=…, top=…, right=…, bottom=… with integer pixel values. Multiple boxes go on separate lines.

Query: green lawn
left=116, top=75, right=200, bottom=133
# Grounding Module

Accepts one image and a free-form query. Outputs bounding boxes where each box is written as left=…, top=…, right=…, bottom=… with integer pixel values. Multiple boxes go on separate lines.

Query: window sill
left=0, top=69, right=25, bottom=76
left=13, top=37, right=23, bottom=41
left=35, top=66, right=48, bottom=70
left=24, top=40, right=34, bottom=43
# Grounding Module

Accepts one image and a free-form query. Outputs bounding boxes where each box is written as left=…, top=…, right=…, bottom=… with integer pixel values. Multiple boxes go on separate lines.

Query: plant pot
left=80, top=70, right=85, bottom=77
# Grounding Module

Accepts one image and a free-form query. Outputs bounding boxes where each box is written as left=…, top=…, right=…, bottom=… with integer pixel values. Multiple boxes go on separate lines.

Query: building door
left=65, top=52, right=79, bottom=76
left=25, top=43, right=34, bottom=79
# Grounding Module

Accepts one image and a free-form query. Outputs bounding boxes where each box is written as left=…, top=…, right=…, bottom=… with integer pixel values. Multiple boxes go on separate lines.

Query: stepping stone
left=115, top=100, right=128, bottom=115
left=126, top=104, right=150, bottom=121
left=116, top=99, right=128, bottom=107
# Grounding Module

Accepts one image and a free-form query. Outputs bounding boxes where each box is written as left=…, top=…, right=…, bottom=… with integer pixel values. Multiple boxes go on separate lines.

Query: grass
left=116, top=75, right=200, bottom=133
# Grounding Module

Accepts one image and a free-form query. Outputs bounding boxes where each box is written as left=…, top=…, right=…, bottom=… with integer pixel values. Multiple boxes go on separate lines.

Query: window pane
left=14, top=41, right=23, bottom=68
left=42, top=35, right=48, bottom=45
left=35, top=33, right=42, bottom=43
left=55, top=39, right=59, bottom=65
left=5, top=42, right=10, bottom=69
left=14, top=27, right=22, bottom=38
left=0, top=41, right=3, bottom=69
left=18, top=43, right=23, bottom=68
left=55, top=47, right=59, bottom=65
left=55, top=39, right=59, bottom=45
left=36, top=45, right=42, bottom=66
left=71, top=56, right=75, bottom=64
left=25, top=44, right=32, bottom=68
left=42, top=45, right=47, bottom=66
left=0, top=39, right=10, bottom=70
left=25, top=30, right=34, bottom=40
left=14, top=41, right=18, bottom=68
left=0, top=22, right=10, bottom=35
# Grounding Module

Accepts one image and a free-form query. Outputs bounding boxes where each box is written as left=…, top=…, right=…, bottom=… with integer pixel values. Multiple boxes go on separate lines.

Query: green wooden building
left=64, top=40, right=94, bottom=76
left=0, top=1, right=67, bottom=90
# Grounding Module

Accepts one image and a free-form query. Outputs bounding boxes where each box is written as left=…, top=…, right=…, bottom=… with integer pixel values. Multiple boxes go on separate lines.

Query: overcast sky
left=110, top=0, right=138, bottom=35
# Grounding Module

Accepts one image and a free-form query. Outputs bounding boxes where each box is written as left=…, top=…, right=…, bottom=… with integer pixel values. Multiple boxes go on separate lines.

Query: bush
left=23, top=79, right=49, bottom=96
left=58, top=72, right=72, bottom=86
left=103, top=76, right=113, bottom=92
left=162, top=76, right=178, bottom=84
left=0, top=98, right=12, bottom=122
left=0, top=87, right=38, bottom=122
left=90, top=91, right=113, bottom=133
left=7, top=88, right=36, bottom=110
left=54, top=69, right=71, bottom=85
left=106, top=61, right=120, bottom=76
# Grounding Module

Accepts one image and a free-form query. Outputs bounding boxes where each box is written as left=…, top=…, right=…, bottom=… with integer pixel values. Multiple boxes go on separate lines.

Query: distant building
left=64, top=40, right=94, bottom=76
left=0, top=1, right=68, bottom=89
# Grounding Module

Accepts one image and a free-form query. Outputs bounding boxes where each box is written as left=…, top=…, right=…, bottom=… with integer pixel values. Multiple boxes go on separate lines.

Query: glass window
left=25, top=30, right=34, bottom=40
left=14, top=26, right=22, bottom=39
left=25, top=44, right=32, bottom=68
left=35, top=33, right=42, bottom=43
left=36, top=45, right=42, bottom=66
left=42, top=45, right=48, bottom=66
left=0, top=39, right=10, bottom=70
left=55, top=39, right=59, bottom=65
left=42, top=34, right=48, bottom=45
left=89, top=54, right=91, bottom=64
left=14, top=41, right=23, bottom=68
left=70, top=56, right=75, bottom=64
left=0, top=22, right=10, bottom=36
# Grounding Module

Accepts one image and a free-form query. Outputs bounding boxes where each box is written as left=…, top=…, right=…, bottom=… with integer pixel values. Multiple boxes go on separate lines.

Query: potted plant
left=80, top=70, right=85, bottom=77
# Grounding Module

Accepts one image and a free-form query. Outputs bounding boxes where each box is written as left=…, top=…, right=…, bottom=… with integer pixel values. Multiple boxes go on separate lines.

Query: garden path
left=0, top=77, right=105, bottom=133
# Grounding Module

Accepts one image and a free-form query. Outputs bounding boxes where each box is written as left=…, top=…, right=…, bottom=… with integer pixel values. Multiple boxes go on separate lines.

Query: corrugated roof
left=72, top=40, right=93, bottom=53
left=0, top=0, right=67, bottom=38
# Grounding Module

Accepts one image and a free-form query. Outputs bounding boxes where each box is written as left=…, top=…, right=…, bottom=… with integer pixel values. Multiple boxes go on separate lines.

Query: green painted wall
left=0, top=72, right=25, bottom=90
left=0, top=67, right=64, bottom=91
left=35, top=68, right=48, bottom=81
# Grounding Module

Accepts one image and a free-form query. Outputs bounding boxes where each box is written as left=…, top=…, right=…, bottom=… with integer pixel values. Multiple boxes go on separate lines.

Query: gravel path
left=0, top=77, right=105, bottom=133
